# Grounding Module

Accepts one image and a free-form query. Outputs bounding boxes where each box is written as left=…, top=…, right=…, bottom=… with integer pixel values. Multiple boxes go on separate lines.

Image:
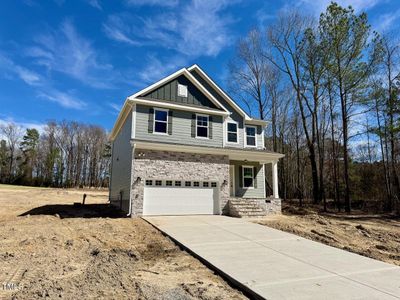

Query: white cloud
left=37, top=89, right=87, bottom=110
left=27, top=19, right=114, bottom=89
left=104, top=0, right=238, bottom=57
left=87, top=0, right=102, bottom=10
left=293, top=0, right=384, bottom=15
left=124, top=0, right=178, bottom=7
left=103, top=15, right=141, bottom=46
left=373, top=8, right=400, bottom=33
left=108, top=102, right=122, bottom=113
left=0, top=53, right=42, bottom=86
left=136, top=55, right=186, bottom=84
left=0, top=117, right=46, bottom=135
left=178, top=0, right=236, bottom=57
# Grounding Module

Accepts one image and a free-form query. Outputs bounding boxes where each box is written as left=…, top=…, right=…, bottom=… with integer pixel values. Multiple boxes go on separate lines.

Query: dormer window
left=177, top=84, right=188, bottom=97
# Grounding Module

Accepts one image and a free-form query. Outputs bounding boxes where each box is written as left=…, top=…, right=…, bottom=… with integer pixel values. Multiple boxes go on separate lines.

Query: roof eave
left=109, top=99, right=134, bottom=141
left=130, top=98, right=230, bottom=116
left=187, top=64, right=251, bottom=120
left=131, top=140, right=285, bottom=162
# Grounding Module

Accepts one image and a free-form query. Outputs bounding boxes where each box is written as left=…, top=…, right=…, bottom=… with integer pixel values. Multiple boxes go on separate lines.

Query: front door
left=229, top=165, right=235, bottom=197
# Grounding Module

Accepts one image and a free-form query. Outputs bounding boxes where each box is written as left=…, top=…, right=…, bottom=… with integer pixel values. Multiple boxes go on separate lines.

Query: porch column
left=272, top=160, right=279, bottom=199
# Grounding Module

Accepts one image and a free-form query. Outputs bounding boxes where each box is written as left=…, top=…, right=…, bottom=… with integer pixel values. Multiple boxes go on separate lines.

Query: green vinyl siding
left=231, top=160, right=265, bottom=198
left=135, top=104, right=223, bottom=147
left=140, top=75, right=219, bottom=109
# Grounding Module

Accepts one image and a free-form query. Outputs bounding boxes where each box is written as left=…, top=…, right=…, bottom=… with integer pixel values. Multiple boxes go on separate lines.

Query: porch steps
left=228, top=199, right=266, bottom=218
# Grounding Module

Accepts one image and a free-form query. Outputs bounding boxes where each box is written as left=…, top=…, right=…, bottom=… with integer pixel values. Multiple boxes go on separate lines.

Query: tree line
left=0, top=121, right=111, bottom=188
left=229, top=2, right=399, bottom=213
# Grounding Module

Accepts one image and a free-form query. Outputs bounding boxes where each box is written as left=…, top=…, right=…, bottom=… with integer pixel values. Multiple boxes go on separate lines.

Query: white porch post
left=262, top=163, right=266, bottom=198
left=272, top=160, right=279, bottom=199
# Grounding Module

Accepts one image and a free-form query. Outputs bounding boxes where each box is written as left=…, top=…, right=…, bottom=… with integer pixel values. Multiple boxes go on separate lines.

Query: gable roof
left=187, top=64, right=252, bottom=120
left=128, top=68, right=229, bottom=113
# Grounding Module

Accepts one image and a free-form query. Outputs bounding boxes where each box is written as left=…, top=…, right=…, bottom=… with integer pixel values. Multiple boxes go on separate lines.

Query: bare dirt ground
left=255, top=202, right=400, bottom=266
left=0, top=185, right=247, bottom=300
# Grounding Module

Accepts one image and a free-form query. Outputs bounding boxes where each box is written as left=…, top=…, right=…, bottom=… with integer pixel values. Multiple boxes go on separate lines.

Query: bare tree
left=0, top=123, right=23, bottom=183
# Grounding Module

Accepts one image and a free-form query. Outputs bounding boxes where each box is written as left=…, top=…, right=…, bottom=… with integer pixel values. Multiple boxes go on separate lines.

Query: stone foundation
left=130, top=149, right=230, bottom=216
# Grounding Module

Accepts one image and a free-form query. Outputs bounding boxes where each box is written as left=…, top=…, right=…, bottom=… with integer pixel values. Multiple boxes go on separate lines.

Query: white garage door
left=143, top=179, right=219, bottom=216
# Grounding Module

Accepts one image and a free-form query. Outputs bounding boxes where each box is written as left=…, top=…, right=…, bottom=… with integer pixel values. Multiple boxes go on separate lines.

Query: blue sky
left=1, top=0, right=399, bottom=133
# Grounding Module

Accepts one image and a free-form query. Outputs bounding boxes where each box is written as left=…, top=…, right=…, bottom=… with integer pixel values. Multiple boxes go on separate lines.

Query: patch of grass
left=0, top=184, right=50, bottom=190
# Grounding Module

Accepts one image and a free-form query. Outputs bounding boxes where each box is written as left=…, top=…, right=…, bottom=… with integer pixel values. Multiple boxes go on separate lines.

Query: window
left=242, top=166, right=254, bottom=188
left=155, top=180, right=162, bottom=186
left=145, top=180, right=153, bottom=186
left=211, top=182, right=217, bottom=187
left=245, top=126, right=256, bottom=147
left=203, top=182, right=209, bottom=187
left=177, top=84, right=188, bottom=97
left=175, top=181, right=181, bottom=186
left=194, top=181, right=200, bottom=187
left=166, top=180, right=172, bottom=186
left=154, top=109, right=168, bottom=134
left=185, top=181, right=191, bottom=187
left=196, top=115, right=209, bottom=138
left=227, top=122, right=238, bottom=143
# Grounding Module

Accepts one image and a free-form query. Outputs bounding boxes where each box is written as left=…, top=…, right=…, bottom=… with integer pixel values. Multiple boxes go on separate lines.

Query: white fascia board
left=109, top=99, right=134, bottom=141
left=245, top=119, right=270, bottom=126
left=131, top=140, right=285, bottom=162
left=130, top=98, right=230, bottom=116
left=187, top=64, right=251, bottom=120
left=182, top=69, right=230, bottom=114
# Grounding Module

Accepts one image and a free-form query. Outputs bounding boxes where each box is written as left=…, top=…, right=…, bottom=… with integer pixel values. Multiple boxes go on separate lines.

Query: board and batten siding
left=109, top=111, right=133, bottom=213
left=190, top=69, right=264, bottom=150
left=135, top=104, right=223, bottom=147
left=231, top=160, right=265, bottom=198
left=139, top=75, right=218, bottom=109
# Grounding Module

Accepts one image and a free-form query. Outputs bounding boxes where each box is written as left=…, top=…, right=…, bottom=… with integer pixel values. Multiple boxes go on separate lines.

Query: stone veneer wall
left=130, top=149, right=230, bottom=216
left=264, top=198, right=282, bottom=215
left=252, top=198, right=282, bottom=215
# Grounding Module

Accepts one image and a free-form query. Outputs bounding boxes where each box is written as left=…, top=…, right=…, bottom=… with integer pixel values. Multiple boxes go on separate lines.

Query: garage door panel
left=143, top=185, right=219, bottom=216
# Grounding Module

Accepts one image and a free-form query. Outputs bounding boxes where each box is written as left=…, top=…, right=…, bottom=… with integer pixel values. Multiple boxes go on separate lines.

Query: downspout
left=108, top=142, right=114, bottom=203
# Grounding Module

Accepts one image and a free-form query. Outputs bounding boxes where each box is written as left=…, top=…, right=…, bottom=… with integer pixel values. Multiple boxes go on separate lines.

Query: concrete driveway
left=144, top=215, right=400, bottom=300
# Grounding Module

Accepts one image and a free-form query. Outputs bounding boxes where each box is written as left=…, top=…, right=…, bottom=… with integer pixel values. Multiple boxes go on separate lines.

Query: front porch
left=227, top=160, right=281, bottom=217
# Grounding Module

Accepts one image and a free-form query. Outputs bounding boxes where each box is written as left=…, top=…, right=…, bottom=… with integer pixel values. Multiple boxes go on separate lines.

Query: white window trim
left=242, top=165, right=254, bottom=189
left=245, top=125, right=257, bottom=148
left=226, top=120, right=239, bottom=144
left=153, top=108, right=169, bottom=135
left=195, top=113, right=209, bottom=139
left=261, top=126, right=265, bottom=150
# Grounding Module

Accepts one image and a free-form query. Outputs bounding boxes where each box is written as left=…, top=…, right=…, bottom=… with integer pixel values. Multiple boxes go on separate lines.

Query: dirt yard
left=255, top=203, right=400, bottom=266
left=0, top=185, right=246, bottom=300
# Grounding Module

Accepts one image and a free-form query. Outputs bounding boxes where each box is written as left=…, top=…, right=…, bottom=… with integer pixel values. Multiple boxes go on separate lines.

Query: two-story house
left=109, top=65, right=284, bottom=217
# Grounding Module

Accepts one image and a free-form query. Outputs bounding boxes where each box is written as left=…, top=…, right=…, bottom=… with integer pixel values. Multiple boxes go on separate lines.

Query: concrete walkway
left=144, top=215, right=400, bottom=300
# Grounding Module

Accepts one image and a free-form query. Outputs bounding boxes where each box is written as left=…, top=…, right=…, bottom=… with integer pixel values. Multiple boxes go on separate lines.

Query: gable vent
left=177, top=84, right=188, bottom=97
